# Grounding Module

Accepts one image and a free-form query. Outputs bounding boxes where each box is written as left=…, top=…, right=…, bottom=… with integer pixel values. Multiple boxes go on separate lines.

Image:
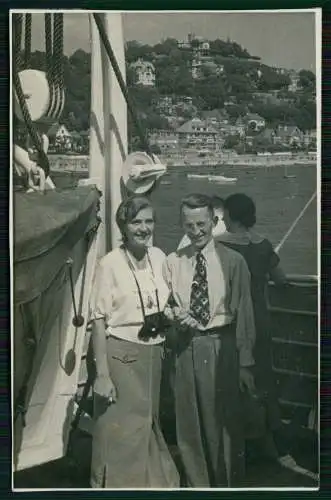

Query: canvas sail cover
left=14, top=186, right=101, bottom=305
left=13, top=186, right=101, bottom=466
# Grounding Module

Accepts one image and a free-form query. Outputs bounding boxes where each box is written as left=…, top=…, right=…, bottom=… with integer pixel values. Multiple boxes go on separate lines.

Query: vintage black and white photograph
left=11, top=9, right=320, bottom=490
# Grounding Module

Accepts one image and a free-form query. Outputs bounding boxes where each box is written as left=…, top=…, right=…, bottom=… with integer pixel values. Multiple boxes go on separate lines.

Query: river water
left=52, top=163, right=318, bottom=275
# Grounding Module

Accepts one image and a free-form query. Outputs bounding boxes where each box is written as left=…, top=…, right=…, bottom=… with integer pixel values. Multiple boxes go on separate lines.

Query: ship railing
left=267, top=273, right=318, bottom=432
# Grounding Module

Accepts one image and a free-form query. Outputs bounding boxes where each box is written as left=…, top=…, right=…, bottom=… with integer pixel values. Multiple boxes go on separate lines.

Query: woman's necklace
left=125, top=248, right=157, bottom=310
left=126, top=249, right=148, bottom=270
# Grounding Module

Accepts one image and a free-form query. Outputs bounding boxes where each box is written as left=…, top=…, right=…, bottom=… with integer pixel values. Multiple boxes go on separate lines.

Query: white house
left=47, top=123, right=73, bottom=150
left=130, top=58, right=156, bottom=87
left=243, top=113, right=266, bottom=132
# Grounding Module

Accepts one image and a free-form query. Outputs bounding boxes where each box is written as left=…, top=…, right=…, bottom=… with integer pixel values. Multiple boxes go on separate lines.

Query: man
left=163, top=193, right=256, bottom=488
left=177, top=195, right=226, bottom=250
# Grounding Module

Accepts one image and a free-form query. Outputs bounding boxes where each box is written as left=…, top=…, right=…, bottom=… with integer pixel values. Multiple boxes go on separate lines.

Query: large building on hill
left=176, top=117, right=219, bottom=151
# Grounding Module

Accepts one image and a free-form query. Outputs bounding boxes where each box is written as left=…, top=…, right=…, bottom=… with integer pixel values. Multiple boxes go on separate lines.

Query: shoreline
left=49, top=155, right=317, bottom=173
left=48, top=153, right=317, bottom=173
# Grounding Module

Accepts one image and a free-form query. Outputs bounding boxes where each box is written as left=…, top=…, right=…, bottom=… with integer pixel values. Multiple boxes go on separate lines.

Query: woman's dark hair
left=180, top=193, right=214, bottom=218
left=224, top=193, right=256, bottom=228
left=116, top=195, right=154, bottom=239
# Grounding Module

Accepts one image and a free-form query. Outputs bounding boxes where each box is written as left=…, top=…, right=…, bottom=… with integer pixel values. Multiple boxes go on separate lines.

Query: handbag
left=123, top=248, right=171, bottom=341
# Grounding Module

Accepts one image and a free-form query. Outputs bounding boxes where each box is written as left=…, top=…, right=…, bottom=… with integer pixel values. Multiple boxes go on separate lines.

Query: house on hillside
left=148, top=129, right=179, bottom=153
left=219, top=122, right=245, bottom=138
left=176, top=118, right=219, bottom=151
left=259, top=127, right=277, bottom=143
left=288, top=70, right=301, bottom=93
left=303, top=129, right=317, bottom=148
left=201, top=109, right=230, bottom=128
left=275, top=67, right=288, bottom=75
left=47, top=123, right=73, bottom=151
left=178, top=33, right=210, bottom=55
left=156, top=96, right=174, bottom=115
left=192, top=56, right=203, bottom=79
left=130, top=58, right=155, bottom=86
left=243, top=113, right=266, bottom=132
left=274, top=125, right=304, bottom=146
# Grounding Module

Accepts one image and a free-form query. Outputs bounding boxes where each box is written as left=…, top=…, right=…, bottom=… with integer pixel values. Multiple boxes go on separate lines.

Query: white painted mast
left=88, top=13, right=127, bottom=257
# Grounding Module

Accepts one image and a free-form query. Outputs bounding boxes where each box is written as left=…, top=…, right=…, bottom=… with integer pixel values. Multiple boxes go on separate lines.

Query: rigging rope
left=13, top=13, right=64, bottom=179
left=14, top=13, right=23, bottom=72
left=13, top=14, right=50, bottom=177
left=93, top=13, right=154, bottom=160
left=24, top=14, right=32, bottom=69
left=275, top=191, right=317, bottom=254
left=44, top=13, right=54, bottom=119
left=53, top=14, right=64, bottom=91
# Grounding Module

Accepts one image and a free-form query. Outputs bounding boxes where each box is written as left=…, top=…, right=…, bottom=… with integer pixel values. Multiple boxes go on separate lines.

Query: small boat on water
left=187, top=173, right=237, bottom=184
left=208, top=174, right=237, bottom=184
left=187, top=173, right=209, bottom=180
left=283, top=164, right=296, bottom=179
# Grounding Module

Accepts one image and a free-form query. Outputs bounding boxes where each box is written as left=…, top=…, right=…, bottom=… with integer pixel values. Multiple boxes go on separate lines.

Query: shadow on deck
left=14, top=412, right=318, bottom=489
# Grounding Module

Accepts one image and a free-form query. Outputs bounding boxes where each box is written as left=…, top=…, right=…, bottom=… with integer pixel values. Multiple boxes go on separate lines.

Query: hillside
left=14, top=37, right=316, bottom=142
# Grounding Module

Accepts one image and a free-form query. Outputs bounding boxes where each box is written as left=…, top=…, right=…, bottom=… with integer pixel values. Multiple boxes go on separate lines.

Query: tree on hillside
left=209, top=39, right=255, bottom=59
left=257, top=68, right=290, bottom=92
left=125, top=41, right=154, bottom=63
left=298, top=69, right=315, bottom=91
left=223, top=134, right=241, bottom=149
left=226, top=104, right=247, bottom=120
left=226, top=73, right=251, bottom=96
left=129, top=86, right=160, bottom=109
left=193, top=77, right=226, bottom=110
left=153, top=38, right=178, bottom=56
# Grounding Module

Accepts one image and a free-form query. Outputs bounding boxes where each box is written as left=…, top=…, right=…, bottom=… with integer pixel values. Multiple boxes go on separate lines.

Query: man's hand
left=239, top=367, right=255, bottom=394
left=93, top=374, right=117, bottom=403
left=163, top=306, right=176, bottom=321
left=175, top=310, right=200, bottom=329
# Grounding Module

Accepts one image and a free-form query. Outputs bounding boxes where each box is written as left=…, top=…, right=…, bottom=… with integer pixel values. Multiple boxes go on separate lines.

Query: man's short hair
left=180, top=193, right=214, bottom=218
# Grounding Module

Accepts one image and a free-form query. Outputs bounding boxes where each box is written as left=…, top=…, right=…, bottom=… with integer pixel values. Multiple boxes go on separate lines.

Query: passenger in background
left=177, top=195, right=225, bottom=250
left=218, top=193, right=298, bottom=471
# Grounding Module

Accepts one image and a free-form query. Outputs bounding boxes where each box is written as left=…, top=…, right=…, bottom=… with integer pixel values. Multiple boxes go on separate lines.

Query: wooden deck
left=14, top=275, right=318, bottom=489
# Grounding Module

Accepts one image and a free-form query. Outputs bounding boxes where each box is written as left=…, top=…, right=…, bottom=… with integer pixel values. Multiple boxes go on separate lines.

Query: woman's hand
left=93, top=374, right=117, bottom=403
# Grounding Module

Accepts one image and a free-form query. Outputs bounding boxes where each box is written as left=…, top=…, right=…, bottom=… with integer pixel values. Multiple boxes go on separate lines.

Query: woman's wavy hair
left=116, top=195, right=155, bottom=242
left=224, top=193, right=256, bottom=229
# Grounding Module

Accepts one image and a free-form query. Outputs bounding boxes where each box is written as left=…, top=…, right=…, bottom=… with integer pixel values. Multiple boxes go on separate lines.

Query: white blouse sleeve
left=89, top=259, right=113, bottom=322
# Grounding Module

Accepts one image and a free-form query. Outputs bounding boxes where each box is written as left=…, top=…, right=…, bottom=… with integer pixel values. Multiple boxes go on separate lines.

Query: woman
left=218, top=193, right=297, bottom=470
left=89, top=195, right=179, bottom=488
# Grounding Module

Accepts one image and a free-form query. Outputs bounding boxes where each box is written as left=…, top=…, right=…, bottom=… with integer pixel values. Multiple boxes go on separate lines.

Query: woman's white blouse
left=90, top=246, right=169, bottom=345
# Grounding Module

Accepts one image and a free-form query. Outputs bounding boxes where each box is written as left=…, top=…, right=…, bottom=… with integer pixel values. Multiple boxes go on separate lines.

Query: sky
left=26, top=10, right=318, bottom=72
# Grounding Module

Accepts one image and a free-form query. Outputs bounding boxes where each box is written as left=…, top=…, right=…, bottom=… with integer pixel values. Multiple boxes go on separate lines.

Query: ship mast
left=89, top=13, right=127, bottom=258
